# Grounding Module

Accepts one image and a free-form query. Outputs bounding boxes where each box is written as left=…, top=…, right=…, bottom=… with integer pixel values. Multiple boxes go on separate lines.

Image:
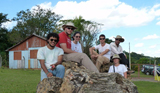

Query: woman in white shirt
left=71, top=32, right=83, bottom=53
left=108, top=54, right=127, bottom=78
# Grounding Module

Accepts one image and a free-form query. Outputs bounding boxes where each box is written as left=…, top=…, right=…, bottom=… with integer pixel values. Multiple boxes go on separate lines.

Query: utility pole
left=129, top=42, right=131, bottom=69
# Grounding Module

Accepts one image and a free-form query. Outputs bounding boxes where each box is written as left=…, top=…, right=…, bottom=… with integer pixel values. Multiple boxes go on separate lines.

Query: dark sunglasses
left=75, top=36, right=81, bottom=38
left=116, top=39, right=122, bottom=41
left=66, top=27, right=74, bottom=30
left=99, top=38, right=105, bottom=40
left=50, top=39, right=58, bottom=42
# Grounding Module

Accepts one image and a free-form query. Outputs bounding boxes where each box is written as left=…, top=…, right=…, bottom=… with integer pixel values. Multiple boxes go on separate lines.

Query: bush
left=131, top=65, right=138, bottom=71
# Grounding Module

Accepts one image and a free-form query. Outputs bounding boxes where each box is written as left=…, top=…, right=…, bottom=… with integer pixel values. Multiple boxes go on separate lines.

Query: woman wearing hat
left=108, top=54, right=127, bottom=78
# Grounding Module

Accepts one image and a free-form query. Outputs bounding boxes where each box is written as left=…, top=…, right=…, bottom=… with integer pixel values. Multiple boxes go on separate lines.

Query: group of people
left=37, top=22, right=129, bottom=81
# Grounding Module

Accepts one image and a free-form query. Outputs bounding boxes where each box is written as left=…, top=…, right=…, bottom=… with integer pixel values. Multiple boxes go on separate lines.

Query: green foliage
left=131, top=65, right=138, bottom=71
left=10, top=5, right=63, bottom=44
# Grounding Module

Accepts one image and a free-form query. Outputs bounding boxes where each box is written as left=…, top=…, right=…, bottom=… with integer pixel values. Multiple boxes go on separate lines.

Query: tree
left=0, top=13, right=11, bottom=67
left=60, top=16, right=102, bottom=56
left=9, top=5, right=63, bottom=44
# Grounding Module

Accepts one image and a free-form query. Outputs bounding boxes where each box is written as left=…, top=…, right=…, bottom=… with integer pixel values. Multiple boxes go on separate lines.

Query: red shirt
left=56, top=32, right=71, bottom=49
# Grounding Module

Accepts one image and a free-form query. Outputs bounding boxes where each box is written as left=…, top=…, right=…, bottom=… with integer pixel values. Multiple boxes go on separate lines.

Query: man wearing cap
left=89, top=34, right=111, bottom=71
left=108, top=54, right=127, bottom=78
left=56, top=22, right=99, bottom=73
left=110, top=35, right=129, bottom=68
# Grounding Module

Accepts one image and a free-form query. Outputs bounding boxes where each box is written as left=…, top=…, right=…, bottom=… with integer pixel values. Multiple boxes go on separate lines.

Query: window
left=30, top=50, right=38, bottom=59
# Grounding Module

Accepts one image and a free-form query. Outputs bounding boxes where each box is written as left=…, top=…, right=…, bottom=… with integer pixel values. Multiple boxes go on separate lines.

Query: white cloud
left=142, top=34, right=160, bottom=40
left=1, top=21, right=17, bottom=29
left=156, top=21, right=160, bottom=25
left=109, top=36, right=115, bottom=41
left=4, top=0, right=160, bottom=30
left=149, top=45, right=157, bottom=48
left=134, top=43, right=144, bottom=47
left=33, top=0, right=160, bottom=30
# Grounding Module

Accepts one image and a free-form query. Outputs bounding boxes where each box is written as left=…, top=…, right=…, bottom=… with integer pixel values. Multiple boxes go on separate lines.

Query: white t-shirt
left=108, top=64, right=127, bottom=76
left=37, top=46, right=64, bottom=69
left=110, top=42, right=123, bottom=57
left=94, top=43, right=111, bottom=60
left=71, top=41, right=82, bottom=53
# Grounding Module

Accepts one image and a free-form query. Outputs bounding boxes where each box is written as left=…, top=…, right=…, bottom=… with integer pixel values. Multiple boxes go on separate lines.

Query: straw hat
left=114, top=35, right=124, bottom=42
left=112, top=54, right=121, bottom=60
left=62, top=22, right=77, bottom=30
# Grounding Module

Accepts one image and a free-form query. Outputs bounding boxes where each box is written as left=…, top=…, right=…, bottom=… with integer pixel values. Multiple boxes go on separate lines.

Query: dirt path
left=131, top=77, right=159, bottom=82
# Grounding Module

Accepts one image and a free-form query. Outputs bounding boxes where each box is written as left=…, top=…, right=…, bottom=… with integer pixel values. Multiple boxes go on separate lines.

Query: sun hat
left=112, top=54, right=121, bottom=60
left=62, top=22, right=77, bottom=30
left=114, top=35, right=124, bottom=42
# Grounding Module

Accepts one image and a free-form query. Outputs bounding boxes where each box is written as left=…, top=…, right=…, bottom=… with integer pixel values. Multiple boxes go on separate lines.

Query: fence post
left=0, top=55, right=2, bottom=68
left=138, top=64, right=140, bottom=78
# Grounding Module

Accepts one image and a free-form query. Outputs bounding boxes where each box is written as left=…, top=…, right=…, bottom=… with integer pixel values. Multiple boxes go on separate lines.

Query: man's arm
left=124, top=72, right=127, bottom=79
left=39, top=60, right=53, bottom=77
left=89, top=47, right=95, bottom=55
left=110, top=43, right=120, bottom=54
left=60, top=43, right=77, bottom=54
left=50, top=55, right=63, bottom=67
left=99, top=49, right=109, bottom=56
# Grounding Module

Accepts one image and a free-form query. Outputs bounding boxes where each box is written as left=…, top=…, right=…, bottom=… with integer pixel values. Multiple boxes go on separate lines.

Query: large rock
left=36, top=77, right=63, bottom=93
left=36, top=61, right=137, bottom=93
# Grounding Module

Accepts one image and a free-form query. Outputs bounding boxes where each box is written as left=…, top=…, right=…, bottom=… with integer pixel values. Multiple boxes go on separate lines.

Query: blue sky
left=1, top=0, right=160, bottom=57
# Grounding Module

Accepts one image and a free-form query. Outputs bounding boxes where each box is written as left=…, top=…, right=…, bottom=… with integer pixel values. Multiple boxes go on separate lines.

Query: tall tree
left=9, top=5, right=63, bottom=44
left=0, top=13, right=11, bottom=51
left=60, top=16, right=102, bottom=56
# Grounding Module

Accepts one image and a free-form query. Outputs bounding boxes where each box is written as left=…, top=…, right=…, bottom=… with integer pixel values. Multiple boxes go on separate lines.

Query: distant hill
left=124, top=51, right=160, bottom=65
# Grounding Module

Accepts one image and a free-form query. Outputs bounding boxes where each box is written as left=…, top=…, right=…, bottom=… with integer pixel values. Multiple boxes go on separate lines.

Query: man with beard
left=37, top=33, right=65, bottom=81
left=56, top=22, right=99, bottom=73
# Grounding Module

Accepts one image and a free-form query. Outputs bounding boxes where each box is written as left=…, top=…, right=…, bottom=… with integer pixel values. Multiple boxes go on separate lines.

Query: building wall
left=9, top=47, right=43, bottom=69
left=9, top=35, right=47, bottom=69
left=10, top=36, right=47, bottom=51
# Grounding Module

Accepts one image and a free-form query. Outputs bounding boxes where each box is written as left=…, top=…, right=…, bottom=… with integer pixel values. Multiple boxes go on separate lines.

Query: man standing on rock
left=37, top=33, right=65, bottom=81
left=56, top=22, right=99, bottom=73
left=110, top=35, right=129, bottom=68
left=89, top=34, right=111, bottom=71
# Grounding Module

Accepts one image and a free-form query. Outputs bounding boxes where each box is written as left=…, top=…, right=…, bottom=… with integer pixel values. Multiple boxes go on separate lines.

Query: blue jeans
left=41, top=64, right=65, bottom=81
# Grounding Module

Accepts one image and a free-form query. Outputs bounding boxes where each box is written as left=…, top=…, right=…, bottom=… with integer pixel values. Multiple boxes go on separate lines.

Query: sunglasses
left=116, top=39, right=122, bottom=41
left=50, top=39, right=58, bottom=42
left=99, top=38, right=105, bottom=40
left=66, top=27, right=74, bottom=30
left=75, top=36, right=81, bottom=38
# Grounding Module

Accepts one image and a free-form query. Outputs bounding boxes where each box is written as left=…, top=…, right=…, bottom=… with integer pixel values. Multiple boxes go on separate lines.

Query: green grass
left=131, top=71, right=154, bottom=78
left=133, top=81, right=160, bottom=93
left=1, top=67, right=160, bottom=93
left=0, top=67, right=40, bottom=93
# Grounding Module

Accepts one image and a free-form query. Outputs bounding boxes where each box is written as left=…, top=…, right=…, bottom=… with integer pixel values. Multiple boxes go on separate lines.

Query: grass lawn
left=1, top=67, right=160, bottom=93
left=0, top=67, right=40, bottom=93
left=131, top=71, right=154, bottom=78
left=133, top=81, right=160, bottom=93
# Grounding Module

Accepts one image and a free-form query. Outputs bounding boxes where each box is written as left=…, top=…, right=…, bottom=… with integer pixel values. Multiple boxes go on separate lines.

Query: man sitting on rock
left=110, top=35, right=129, bottom=68
left=56, top=22, right=99, bottom=73
left=89, top=34, right=111, bottom=71
left=37, top=33, right=65, bottom=81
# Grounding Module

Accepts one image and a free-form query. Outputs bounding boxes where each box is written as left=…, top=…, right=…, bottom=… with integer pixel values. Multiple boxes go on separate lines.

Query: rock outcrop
left=36, top=61, right=137, bottom=93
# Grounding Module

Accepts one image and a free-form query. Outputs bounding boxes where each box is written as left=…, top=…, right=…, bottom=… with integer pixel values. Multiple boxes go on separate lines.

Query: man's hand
left=50, top=64, right=56, bottom=71
left=47, top=72, right=53, bottom=77
left=91, top=55, right=98, bottom=59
